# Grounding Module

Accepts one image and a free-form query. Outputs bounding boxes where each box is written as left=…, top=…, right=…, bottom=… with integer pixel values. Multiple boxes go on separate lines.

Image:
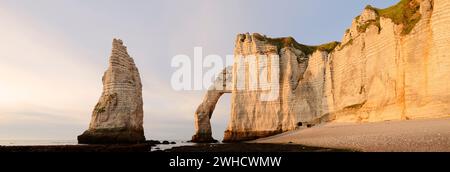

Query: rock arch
left=191, top=67, right=232, bottom=143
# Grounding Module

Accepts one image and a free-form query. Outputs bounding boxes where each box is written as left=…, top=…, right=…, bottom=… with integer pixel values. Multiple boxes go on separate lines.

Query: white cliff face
left=223, top=34, right=335, bottom=142
left=330, top=0, right=450, bottom=122
left=78, top=39, right=145, bottom=144
left=224, top=34, right=284, bottom=142
left=218, top=0, right=450, bottom=142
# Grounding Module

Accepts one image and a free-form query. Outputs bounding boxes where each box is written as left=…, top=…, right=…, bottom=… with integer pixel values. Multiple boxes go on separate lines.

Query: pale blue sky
left=0, top=0, right=398, bottom=141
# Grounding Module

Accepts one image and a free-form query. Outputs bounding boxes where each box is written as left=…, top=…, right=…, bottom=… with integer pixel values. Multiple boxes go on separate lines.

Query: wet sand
left=251, top=117, right=450, bottom=152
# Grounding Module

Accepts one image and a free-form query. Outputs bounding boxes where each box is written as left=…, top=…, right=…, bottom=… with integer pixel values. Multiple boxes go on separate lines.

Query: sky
left=0, top=0, right=399, bottom=141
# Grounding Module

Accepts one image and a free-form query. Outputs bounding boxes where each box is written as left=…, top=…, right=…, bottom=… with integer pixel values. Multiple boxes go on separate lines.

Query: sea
left=0, top=140, right=78, bottom=146
left=0, top=139, right=195, bottom=151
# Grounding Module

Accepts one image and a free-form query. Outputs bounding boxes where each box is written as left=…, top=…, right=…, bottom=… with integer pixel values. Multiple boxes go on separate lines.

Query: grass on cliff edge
left=253, top=33, right=340, bottom=55
left=364, top=0, right=422, bottom=35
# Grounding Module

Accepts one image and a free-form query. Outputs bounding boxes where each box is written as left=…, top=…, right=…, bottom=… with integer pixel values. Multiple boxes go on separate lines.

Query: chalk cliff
left=78, top=39, right=145, bottom=144
left=192, top=67, right=232, bottom=143
left=192, top=0, right=450, bottom=142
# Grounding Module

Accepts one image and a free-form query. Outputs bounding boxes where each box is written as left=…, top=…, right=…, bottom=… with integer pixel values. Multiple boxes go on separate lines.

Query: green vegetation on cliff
left=361, top=0, right=423, bottom=35
left=250, top=0, right=426, bottom=56
left=253, top=33, right=340, bottom=55
left=376, top=0, right=422, bottom=35
left=316, top=41, right=341, bottom=53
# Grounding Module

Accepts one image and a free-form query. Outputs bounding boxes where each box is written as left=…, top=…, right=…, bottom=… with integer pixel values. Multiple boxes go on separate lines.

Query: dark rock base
left=78, top=129, right=145, bottom=144
left=0, top=144, right=154, bottom=152
left=166, top=143, right=353, bottom=152
left=222, top=130, right=283, bottom=142
left=191, top=133, right=218, bottom=143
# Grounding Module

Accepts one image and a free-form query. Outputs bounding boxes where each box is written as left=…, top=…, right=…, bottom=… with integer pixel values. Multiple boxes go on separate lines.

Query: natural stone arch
left=191, top=67, right=232, bottom=143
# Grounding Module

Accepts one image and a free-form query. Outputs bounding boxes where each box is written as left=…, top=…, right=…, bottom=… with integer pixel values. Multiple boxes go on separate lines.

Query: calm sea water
left=0, top=140, right=78, bottom=146
left=0, top=139, right=195, bottom=151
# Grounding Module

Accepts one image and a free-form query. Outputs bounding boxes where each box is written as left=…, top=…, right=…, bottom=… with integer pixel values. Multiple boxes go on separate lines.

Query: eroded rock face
left=216, top=0, right=450, bottom=142
left=78, top=39, right=145, bottom=144
left=191, top=67, right=232, bottom=143
left=329, top=0, right=450, bottom=122
left=223, top=34, right=328, bottom=142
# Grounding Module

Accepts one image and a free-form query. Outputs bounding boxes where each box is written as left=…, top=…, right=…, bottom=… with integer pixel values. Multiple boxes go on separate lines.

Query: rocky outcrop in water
left=193, top=0, right=450, bottom=142
left=78, top=39, right=145, bottom=144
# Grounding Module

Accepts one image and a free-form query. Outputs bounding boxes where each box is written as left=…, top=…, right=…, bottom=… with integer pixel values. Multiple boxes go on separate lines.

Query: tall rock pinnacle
left=78, top=39, right=145, bottom=144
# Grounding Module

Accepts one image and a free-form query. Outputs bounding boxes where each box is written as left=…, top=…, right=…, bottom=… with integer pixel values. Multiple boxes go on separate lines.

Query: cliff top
left=359, top=0, right=423, bottom=35
left=239, top=0, right=427, bottom=56
left=252, top=33, right=340, bottom=55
